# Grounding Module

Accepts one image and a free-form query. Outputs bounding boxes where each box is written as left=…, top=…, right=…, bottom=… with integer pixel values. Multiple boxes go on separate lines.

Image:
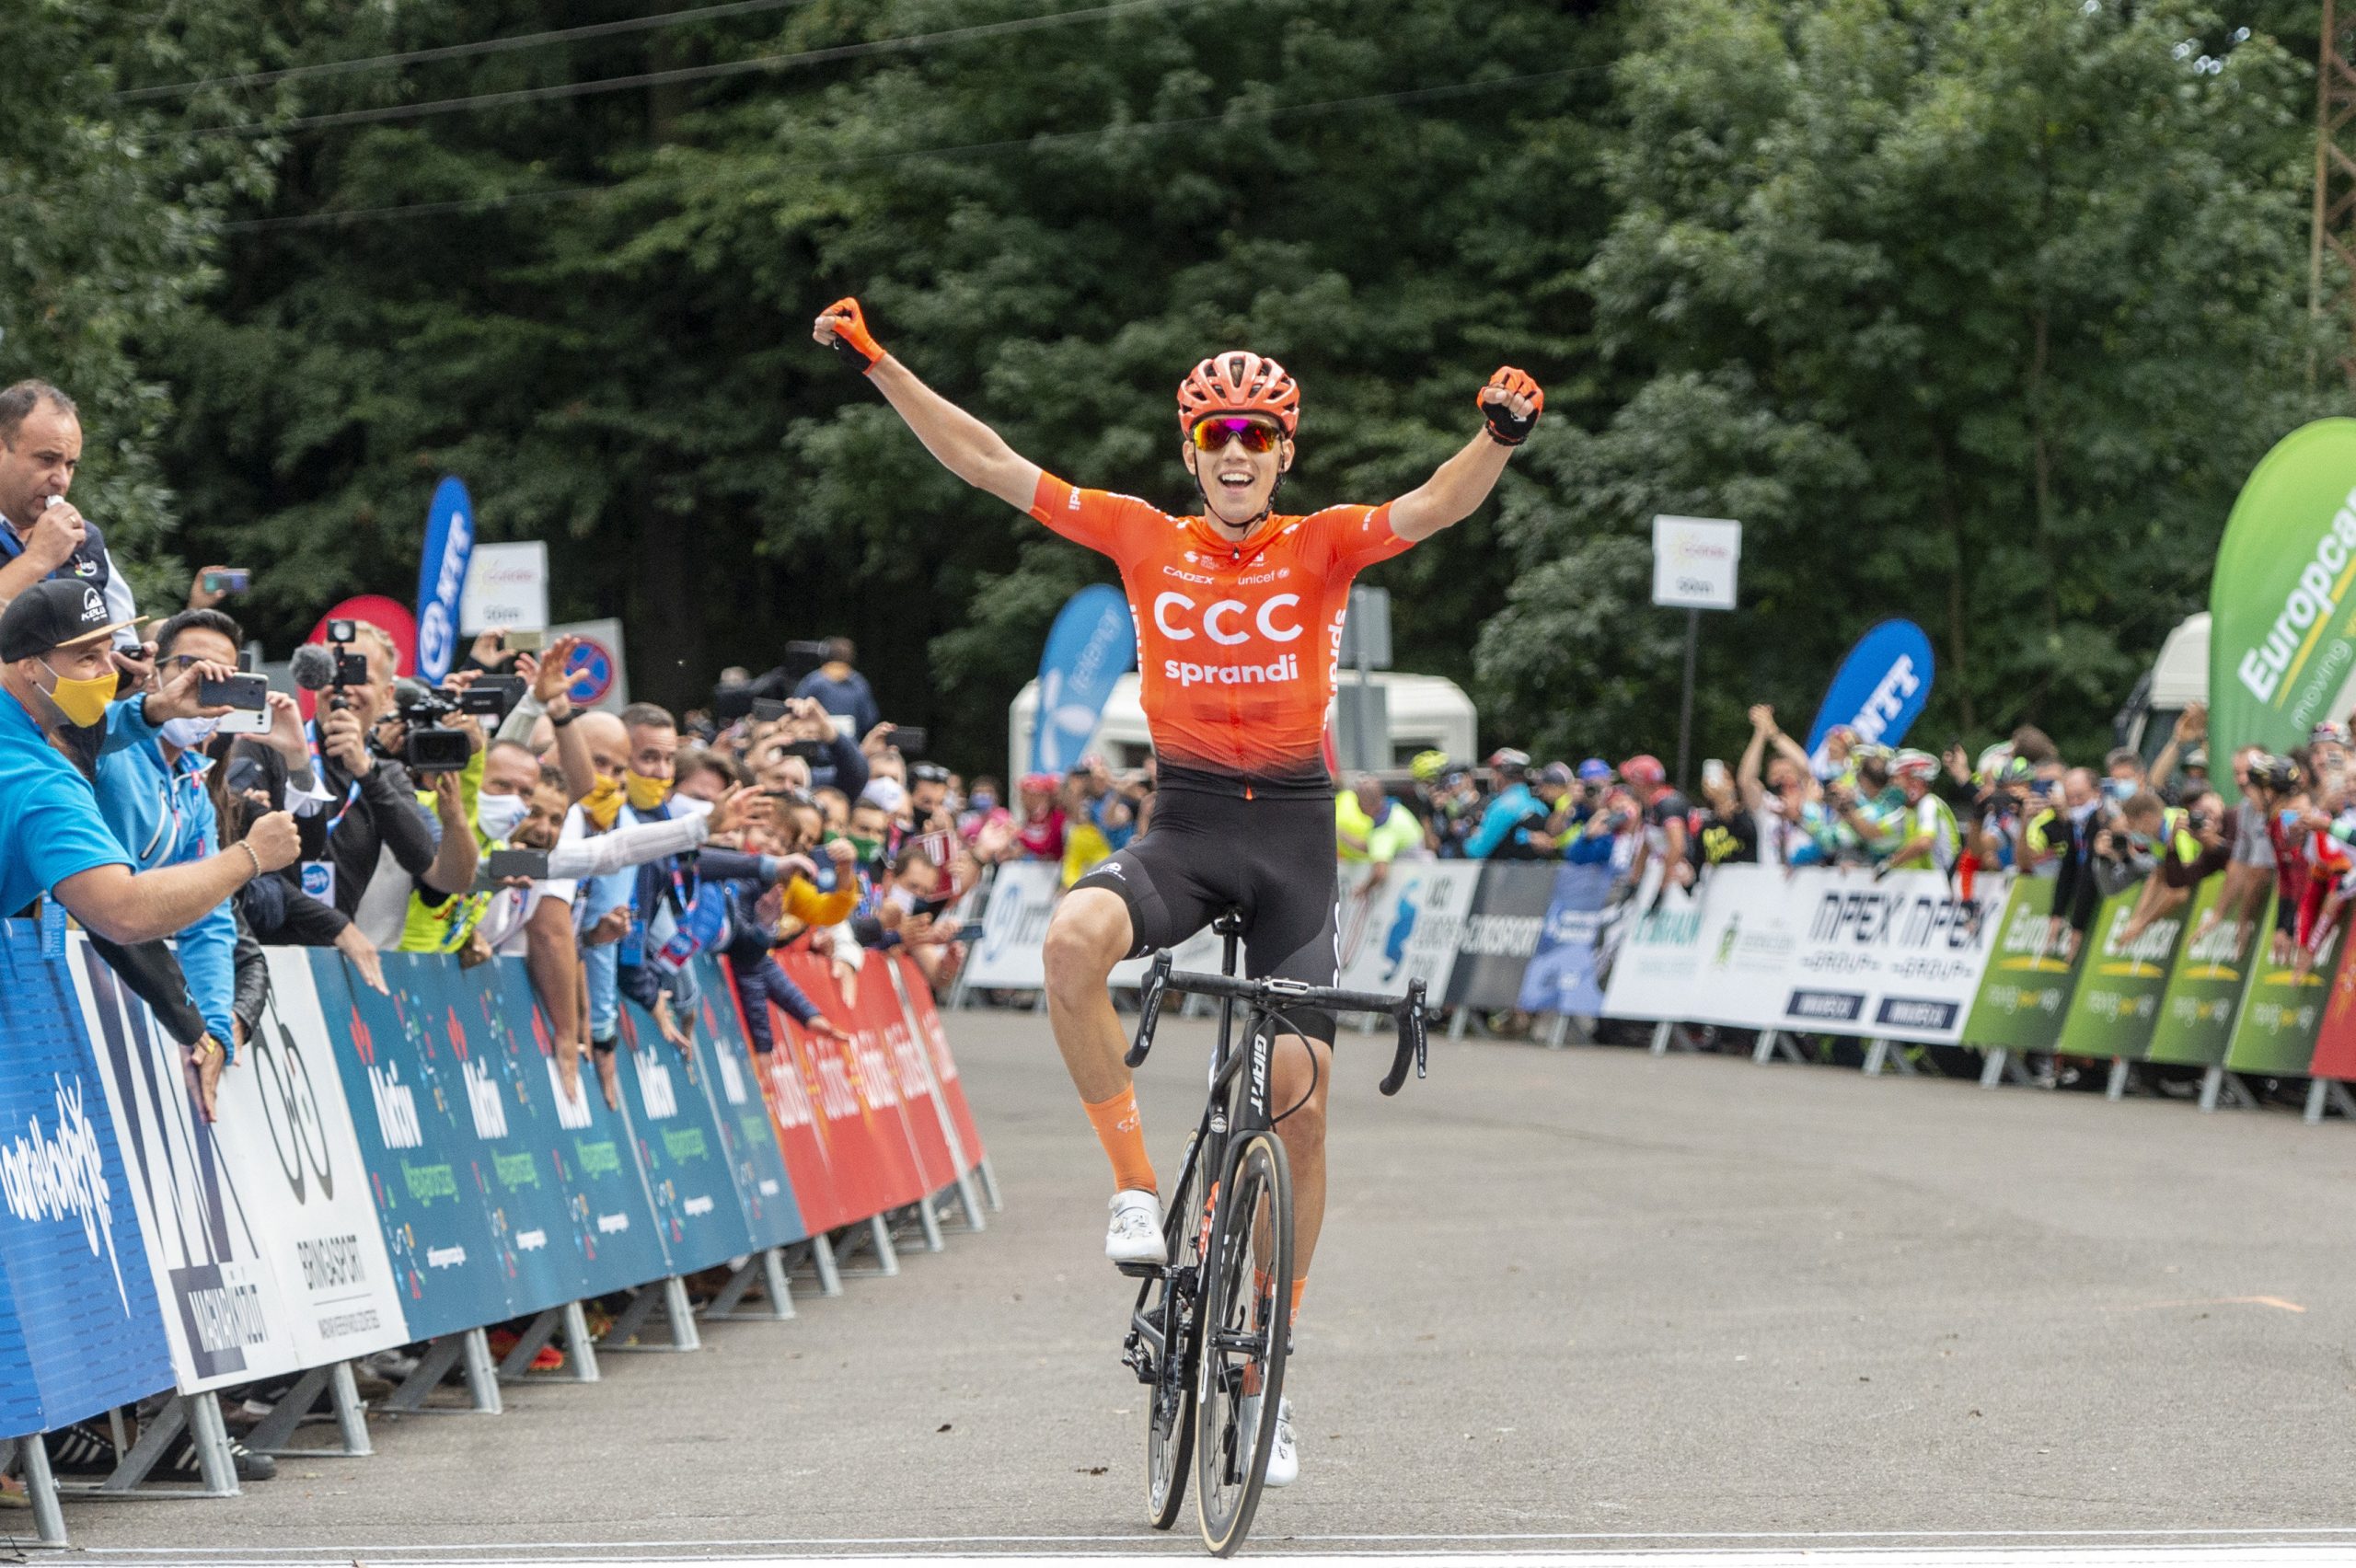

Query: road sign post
left=1651, top=515, right=1742, bottom=791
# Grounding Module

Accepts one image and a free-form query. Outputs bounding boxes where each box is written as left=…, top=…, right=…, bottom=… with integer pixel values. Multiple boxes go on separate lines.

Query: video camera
left=391, top=676, right=516, bottom=774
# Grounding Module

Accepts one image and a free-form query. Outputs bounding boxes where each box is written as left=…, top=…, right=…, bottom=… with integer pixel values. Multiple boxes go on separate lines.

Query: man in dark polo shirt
left=0, top=381, right=144, bottom=672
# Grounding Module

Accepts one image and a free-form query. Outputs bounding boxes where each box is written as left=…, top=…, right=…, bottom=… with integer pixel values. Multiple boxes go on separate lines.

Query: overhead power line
left=220, top=64, right=1605, bottom=234
left=115, top=0, right=824, bottom=103
left=193, top=0, right=1215, bottom=138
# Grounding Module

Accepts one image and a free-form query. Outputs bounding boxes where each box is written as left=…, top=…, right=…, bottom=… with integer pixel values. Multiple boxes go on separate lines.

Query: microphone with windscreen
left=292, top=640, right=370, bottom=709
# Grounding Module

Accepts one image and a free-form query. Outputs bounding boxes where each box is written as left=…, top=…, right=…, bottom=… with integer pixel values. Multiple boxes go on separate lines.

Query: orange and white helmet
left=1176, top=351, right=1300, bottom=438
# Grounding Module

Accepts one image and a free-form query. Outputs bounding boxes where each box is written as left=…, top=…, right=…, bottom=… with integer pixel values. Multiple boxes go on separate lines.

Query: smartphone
left=198, top=672, right=269, bottom=710
left=202, top=568, right=251, bottom=595
left=215, top=706, right=272, bottom=736
left=785, top=739, right=831, bottom=762
left=1702, top=758, right=1729, bottom=791
left=487, top=847, right=549, bottom=882
left=891, top=725, right=928, bottom=757
left=503, top=629, right=545, bottom=653
left=751, top=698, right=790, bottom=723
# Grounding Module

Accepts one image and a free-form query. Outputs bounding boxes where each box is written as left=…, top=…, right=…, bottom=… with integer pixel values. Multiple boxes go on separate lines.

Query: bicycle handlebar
left=1124, top=951, right=1430, bottom=1095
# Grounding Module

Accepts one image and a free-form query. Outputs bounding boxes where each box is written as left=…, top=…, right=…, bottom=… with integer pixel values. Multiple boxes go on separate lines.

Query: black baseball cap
left=0, top=580, right=143, bottom=662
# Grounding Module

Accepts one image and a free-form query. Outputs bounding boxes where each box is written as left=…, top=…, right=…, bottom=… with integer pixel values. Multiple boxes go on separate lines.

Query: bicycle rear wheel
left=1143, top=1135, right=1209, bottom=1529
left=1194, top=1128, right=1292, bottom=1558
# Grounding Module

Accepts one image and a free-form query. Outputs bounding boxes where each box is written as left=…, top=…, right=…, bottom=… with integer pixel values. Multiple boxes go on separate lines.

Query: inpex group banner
left=0, top=928, right=173, bottom=1437
left=2209, top=419, right=2356, bottom=793
left=1602, top=865, right=2003, bottom=1043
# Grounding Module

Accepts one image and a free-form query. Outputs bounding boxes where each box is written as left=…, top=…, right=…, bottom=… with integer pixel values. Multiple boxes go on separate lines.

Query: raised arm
left=814, top=298, right=1041, bottom=511
left=1387, top=369, right=1544, bottom=543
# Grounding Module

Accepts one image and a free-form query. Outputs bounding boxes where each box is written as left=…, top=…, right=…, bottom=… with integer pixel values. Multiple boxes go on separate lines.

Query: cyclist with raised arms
left=815, top=296, right=1540, bottom=1487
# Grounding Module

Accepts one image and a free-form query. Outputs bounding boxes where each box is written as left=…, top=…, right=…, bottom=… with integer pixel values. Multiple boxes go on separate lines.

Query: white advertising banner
left=1651, top=514, right=1742, bottom=610
left=1601, top=865, right=2008, bottom=1044
left=214, top=951, right=411, bottom=1365
left=962, top=862, right=1061, bottom=989
left=68, top=937, right=308, bottom=1392
left=459, top=540, right=549, bottom=634
left=1334, top=860, right=1481, bottom=1000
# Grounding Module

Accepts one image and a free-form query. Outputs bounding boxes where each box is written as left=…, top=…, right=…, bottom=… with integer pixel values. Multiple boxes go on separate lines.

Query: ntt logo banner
left=2211, top=421, right=2356, bottom=793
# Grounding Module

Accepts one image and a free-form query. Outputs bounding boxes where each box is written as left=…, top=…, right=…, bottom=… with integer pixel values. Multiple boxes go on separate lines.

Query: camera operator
left=302, top=619, right=459, bottom=928
left=210, top=729, right=392, bottom=994
left=2043, top=768, right=2110, bottom=962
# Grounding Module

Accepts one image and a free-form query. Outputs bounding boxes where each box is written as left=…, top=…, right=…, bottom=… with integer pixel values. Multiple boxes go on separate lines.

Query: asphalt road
left=47, top=1010, right=2356, bottom=1562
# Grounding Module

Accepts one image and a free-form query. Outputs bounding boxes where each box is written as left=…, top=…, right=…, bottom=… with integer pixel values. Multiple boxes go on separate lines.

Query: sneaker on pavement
left=42, top=1423, right=119, bottom=1479
left=1104, top=1188, right=1167, bottom=1266
left=163, top=1428, right=275, bottom=1482
left=1234, top=1394, right=1299, bottom=1488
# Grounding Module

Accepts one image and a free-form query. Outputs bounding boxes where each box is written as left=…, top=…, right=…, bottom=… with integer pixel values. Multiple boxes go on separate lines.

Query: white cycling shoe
left=1237, top=1394, right=1299, bottom=1487
left=1104, top=1188, right=1167, bottom=1266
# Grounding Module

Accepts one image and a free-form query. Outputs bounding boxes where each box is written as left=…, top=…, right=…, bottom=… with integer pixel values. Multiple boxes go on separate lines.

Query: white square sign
left=1651, top=515, right=1742, bottom=610
left=459, top=540, right=549, bottom=634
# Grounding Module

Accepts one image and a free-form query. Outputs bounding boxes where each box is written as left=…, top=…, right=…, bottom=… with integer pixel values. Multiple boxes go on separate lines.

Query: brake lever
left=1125, top=951, right=1172, bottom=1069
left=1409, top=977, right=1429, bottom=1081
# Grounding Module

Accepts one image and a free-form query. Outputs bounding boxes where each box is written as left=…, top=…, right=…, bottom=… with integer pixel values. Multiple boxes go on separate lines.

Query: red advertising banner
left=714, top=959, right=860, bottom=1236
left=849, top=960, right=959, bottom=1193
left=894, top=952, right=987, bottom=1173
left=2305, top=934, right=2356, bottom=1082
left=778, top=952, right=930, bottom=1213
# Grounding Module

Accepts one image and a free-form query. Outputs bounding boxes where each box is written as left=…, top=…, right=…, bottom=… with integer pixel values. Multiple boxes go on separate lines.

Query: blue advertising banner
left=481, top=963, right=670, bottom=1297
left=1031, top=583, right=1136, bottom=775
left=614, top=1004, right=759, bottom=1273
left=0, top=929, right=174, bottom=1437
left=1804, top=618, right=1936, bottom=753
left=1517, top=863, right=1615, bottom=1016
left=415, top=476, right=476, bottom=684
left=688, top=961, right=807, bottom=1249
left=315, top=953, right=515, bottom=1341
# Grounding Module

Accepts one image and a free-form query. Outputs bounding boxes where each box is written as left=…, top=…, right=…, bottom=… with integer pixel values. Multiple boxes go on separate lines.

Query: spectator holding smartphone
left=791, top=637, right=880, bottom=742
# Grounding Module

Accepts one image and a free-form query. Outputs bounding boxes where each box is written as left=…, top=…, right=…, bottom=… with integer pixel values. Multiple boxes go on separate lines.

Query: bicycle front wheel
left=1194, top=1128, right=1292, bottom=1558
left=1143, top=1134, right=1208, bottom=1530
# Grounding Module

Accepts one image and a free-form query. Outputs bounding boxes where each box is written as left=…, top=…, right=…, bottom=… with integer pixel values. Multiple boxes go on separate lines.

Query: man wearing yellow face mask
left=0, top=580, right=303, bottom=944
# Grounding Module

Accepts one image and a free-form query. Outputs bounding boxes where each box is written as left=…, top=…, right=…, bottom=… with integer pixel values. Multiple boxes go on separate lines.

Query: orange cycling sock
left=1288, top=1276, right=1308, bottom=1328
left=1082, top=1085, right=1156, bottom=1194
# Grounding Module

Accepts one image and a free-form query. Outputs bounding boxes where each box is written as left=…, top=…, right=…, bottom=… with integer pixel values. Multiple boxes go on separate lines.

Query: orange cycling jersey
left=1029, top=473, right=1414, bottom=797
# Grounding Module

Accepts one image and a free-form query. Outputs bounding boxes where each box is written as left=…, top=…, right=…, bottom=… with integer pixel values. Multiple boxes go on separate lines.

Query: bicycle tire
left=1143, top=1136, right=1208, bottom=1529
left=1194, top=1128, right=1292, bottom=1558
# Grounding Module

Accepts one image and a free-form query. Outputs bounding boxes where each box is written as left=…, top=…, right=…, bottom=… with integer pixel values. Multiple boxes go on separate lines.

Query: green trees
left=1478, top=0, right=2333, bottom=762
left=17, top=0, right=2340, bottom=768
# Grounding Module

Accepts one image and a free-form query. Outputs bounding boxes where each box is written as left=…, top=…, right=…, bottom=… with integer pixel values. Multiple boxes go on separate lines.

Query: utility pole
left=2312, top=0, right=2356, bottom=380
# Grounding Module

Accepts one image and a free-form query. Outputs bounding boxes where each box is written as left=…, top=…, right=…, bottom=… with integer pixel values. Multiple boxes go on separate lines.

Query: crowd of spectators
left=0, top=379, right=1011, bottom=1488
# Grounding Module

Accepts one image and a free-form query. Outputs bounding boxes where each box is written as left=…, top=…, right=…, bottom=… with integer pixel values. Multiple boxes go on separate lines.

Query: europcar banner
left=415, top=475, right=476, bottom=683
left=1032, top=582, right=1137, bottom=775
left=2144, top=878, right=2257, bottom=1066
left=1445, top=864, right=1561, bottom=1011
left=1805, top=618, right=1936, bottom=752
left=2210, top=420, right=2356, bottom=795
left=2050, top=888, right=2186, bottom=1062
left=69, top=940, right=308, bottom=1392
left=2222, top=903, right=2337, bottom=1077
left=0, top=929, right=174, bottom=1436
left=1959, top=880, right=2073, bottom=1051
left=1517, top=862, right=1615, bottom=1016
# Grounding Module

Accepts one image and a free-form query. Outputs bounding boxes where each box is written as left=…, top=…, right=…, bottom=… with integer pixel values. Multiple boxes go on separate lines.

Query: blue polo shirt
left=0, top=687, right=133, bottom=917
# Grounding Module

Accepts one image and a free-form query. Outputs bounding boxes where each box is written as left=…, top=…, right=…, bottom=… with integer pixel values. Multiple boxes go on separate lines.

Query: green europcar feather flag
left=2211, top=419, right=2356, bottom=797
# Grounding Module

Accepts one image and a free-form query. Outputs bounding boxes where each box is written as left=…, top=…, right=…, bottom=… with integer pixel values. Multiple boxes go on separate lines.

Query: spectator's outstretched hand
left=187, top=565, right=233, bottom=611
left=709, top=784, right=772, bottom=839
left=247, top=810, right=301, bottom=872
left=2176, top=701, right=2208, bottom=743
left=183, top=1034, right=225, bottom=1124
left=583, top=906, right=632, bottom=947
left=1748, top=704, right=1777, bottom=734
left=652, top=990, right=698, bottom=1067
left=526, top=635, right=584, bottom=706
left=335, top=924, right=390, bottom=995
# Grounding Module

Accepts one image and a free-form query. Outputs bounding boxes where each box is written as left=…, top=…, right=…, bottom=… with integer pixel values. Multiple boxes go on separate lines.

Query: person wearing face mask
left=0, top=583, right=303, bottom=1114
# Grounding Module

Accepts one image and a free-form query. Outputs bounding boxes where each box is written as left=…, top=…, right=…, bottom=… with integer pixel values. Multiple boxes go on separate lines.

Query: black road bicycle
left=1118, top=909, right=1430, bottom=1556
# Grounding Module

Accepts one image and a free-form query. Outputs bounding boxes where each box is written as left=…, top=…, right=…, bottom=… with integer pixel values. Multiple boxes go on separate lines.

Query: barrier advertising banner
left=1959, top=879, right=2073, bottom=1051
left=1446, top=864, right=1560, bottom=1010
left=479, top=963, right=671, bottom=1297
left=325, top=955, right=515, bottom=1342
left=2304, top=933, right=2356, bottom=1081
left=1599, top=877, right=1710, bottom=1021
left=847, top=964, right=958, bottom=1194
left=893, top=952, right=988, bottom=1171
left=690, top=973, right=808, bottom=1249
left=1516, top=863, right=1616, bottom=1016
left=738, top=983, right=860, bottom=1235
left=2209, top=419, right=2356, bottom=790
left=2222, top=903, right=2337, bottom=1077
left=218, top=953, right=410, bottom=1366
left=964, top=862, right=1059, bottom=988
left=612, top=1004, right=758, bottom=1274
left=0, top=930, right=173, bottom=1437
left=1805, top=618, right=1936, bottom=753
left=70, top=940, right=308, bottom=1392
left=2050, top=889, right=2185, bottom=1062
left=1336, top=861, right=1480, bottom=1001
left=2144, top=879, right=2257, bottom=1066
left=768, top=966, right=906, bottom=1223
